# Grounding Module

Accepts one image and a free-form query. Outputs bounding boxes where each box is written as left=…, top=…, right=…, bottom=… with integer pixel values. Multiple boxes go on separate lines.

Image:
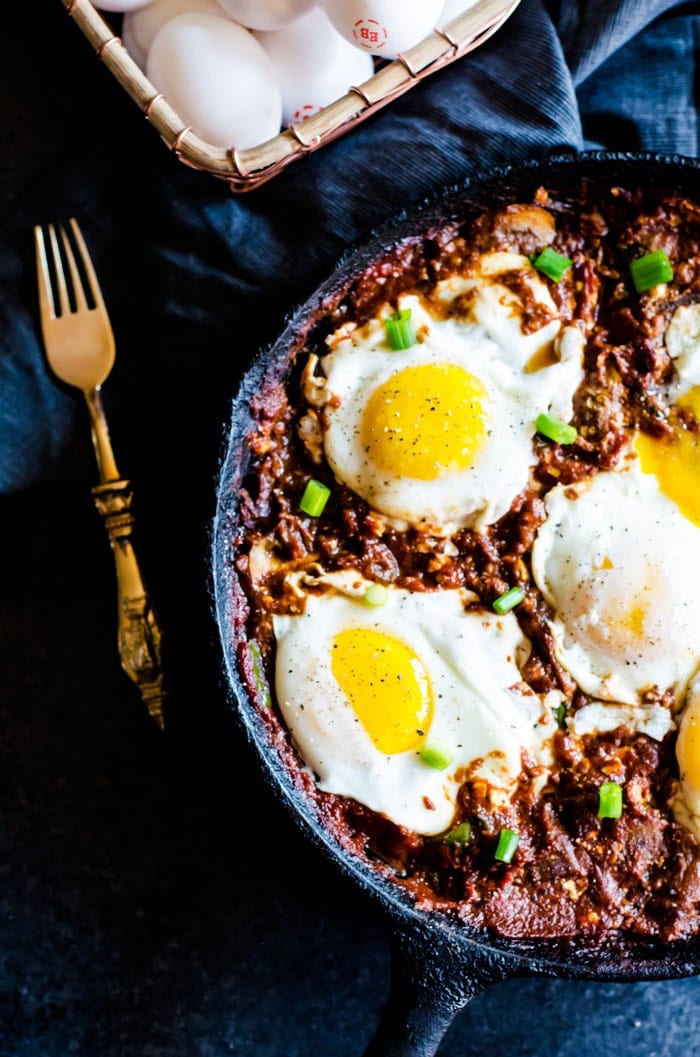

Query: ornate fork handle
left=35, top=219, right=166, bottom=730
left=87, top=390, right=166, bottom=729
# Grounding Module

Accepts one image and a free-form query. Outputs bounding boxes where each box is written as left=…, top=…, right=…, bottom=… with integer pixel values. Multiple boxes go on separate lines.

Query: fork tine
left=69, top=217, right=107, bottom=314
left=48, top=224, right=70, bottom=317
left=33, top=225, right=56, bottom=321
left=58, top=222, right=89, bottom=312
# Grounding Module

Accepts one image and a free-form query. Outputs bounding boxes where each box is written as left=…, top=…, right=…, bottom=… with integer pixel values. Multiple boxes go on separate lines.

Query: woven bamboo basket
left=63, top=0, right=521, bottom=192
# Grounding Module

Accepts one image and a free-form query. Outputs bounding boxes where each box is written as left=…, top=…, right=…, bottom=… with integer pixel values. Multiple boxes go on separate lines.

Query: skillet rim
left=212, top=147, right=700, bottom=982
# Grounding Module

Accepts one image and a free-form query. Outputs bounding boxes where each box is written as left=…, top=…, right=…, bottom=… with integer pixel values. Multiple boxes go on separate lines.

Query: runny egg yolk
left=567, top=574, right=659, bottom=662
left=635, top=385, right=700, bottom=529
left=677, top=699, right=700, bottom=799
left=360, top=363, right=489, bottom=481
left=619, top=600, right=646, bottom=640
left=330, top=627, right=434, bottom=753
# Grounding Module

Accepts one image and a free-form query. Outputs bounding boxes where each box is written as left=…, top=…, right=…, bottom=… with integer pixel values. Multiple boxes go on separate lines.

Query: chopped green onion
left=385, top=308, right=416, bottom=350
left=444, top=822, right=472, bottom=845
left=598, top=781, right=623, bottom=819
left=418, top=743, right=454, bottom=771
left=554, top=702, right=567, bottom=729
left=248, top=640, right=271, bottom=708
left=532, top=247, right=573, bottom=282
left=364, top=583, right=389, bottom=607
left=494, top=828, right=520, bottom=863
left=492, top=586, right=525, bottom=615
left=630, top=249, right=673, bottom=292
left=535, top=412, right=578, bottom=445
left=299, top=479, right=330, bottom=517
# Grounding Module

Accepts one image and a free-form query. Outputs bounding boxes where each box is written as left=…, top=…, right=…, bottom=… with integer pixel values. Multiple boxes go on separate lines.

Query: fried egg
left=272, top=575, right=557, bottom=835
left=531, top=460, right=700, bottom=707
left=312, top=252, right=585, bottom=534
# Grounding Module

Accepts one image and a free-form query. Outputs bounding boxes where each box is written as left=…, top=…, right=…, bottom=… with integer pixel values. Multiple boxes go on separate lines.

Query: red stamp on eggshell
left=294, top=104, right=321, bottom=122
left=352, top=18, right=388, bottom=50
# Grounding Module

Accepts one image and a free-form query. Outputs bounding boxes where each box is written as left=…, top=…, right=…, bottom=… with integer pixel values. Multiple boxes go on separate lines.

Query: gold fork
left=34, top=218, right=165, bottom=730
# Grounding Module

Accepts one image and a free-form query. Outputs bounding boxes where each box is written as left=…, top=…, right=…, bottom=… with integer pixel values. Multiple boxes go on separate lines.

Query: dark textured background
left=2, top=2, right=700, bottom=1054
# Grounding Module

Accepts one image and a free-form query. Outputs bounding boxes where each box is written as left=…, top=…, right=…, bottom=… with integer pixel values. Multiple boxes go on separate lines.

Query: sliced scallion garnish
left=418, top=743, right=454, bottom=771
left=598, top=781, right=623, bottom=819
left=532, top=247, right=572, bottom=282
left=444, top=822, right=472, bottom=845
left=248, top=640, right=271, bottom=708
left=364, top=583, right=389, bottom=607
left=630, top=249, right=673, bottom=292
left=492, top=586, right=525, bottom=615
left=299, top=479, right=331, bottom=517
left=385, top=307, right=416, bottom=350
left=535, top=412, right=578, bottom=445
left=494, top=828, right=520, bottom=863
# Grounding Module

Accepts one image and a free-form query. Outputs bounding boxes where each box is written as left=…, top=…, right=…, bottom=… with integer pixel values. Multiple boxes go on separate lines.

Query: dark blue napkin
left=1, top=0, right=697, bottom=497
left=1, top=5, right=699, bottom=1057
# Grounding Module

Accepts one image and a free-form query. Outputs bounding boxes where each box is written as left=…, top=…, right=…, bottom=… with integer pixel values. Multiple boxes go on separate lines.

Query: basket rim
left=63, top=0, right=522, bottom=192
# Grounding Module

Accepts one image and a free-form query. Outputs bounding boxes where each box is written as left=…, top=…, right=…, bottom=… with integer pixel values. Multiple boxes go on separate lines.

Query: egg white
left=316, top=253, right=585, bottom=534
left=666, top=301, right=700, bottom=396
left=272, top=580, right=556, bottom=835
left=570, top=701, right=674, bottom=742
left=532, top=458, right=700, bottom=707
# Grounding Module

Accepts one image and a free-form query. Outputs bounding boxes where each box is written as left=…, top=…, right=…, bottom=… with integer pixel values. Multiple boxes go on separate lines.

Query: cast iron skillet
left=212, top=151, right=700, bottom=1057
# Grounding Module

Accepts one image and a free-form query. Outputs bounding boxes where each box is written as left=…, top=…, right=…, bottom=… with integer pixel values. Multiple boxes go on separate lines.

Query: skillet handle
left=362, top=917, right=513, bottom=1057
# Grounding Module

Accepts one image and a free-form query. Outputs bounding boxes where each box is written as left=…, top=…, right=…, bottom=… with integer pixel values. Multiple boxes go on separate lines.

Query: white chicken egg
left=438, top=0, right=482, bottom=24
left=94, top=0, right=152, bottom=12
left=321, top=0, right=444, bottom=57
left=217, top=0, right=315, bottom=31
left=256, top=8, right=374, bottom=125
left=672, top=672, right=700, bottom=839
left=531, top=459, right=700, bottom=707
left=273, top=580, right=556, bottom=835
left=146, top=13, right=282, bottom=149
left=123, top=0, right=228, bottom=69
left=312, top=253, right=584, bottom=534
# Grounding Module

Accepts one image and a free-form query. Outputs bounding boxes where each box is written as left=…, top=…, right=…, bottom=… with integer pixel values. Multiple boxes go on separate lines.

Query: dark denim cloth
left=1, top=0, right=697, bottom=496
left=1, top=5, right=700, bottom=1057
